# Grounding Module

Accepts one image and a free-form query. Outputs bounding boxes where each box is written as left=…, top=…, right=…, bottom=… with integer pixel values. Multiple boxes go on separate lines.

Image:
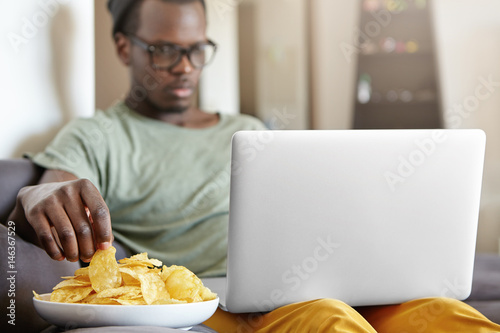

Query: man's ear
left=114, top=32, right=131, bottom=66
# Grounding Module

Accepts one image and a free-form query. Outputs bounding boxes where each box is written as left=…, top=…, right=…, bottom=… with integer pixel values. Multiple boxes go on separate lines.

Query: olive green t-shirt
left=29, top=102, right=266, bottom=277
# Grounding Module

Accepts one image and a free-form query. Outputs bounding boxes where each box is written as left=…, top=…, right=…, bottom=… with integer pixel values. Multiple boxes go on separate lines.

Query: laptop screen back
left=224, top=129, right=485, bottom=313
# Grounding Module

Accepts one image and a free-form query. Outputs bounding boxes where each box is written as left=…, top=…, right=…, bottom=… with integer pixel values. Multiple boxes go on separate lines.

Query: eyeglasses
left=127, top=34, right=217, bottom=71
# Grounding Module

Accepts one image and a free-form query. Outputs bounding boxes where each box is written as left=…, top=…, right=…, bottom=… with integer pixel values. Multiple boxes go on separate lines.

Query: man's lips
left=165, top=86, right=194, bottom=98
left=172, top=88, right=193, bottom=98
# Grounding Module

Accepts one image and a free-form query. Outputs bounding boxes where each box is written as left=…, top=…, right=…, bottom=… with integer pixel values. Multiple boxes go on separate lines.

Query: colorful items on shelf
left=357, top=73, right=373, bottom=104
left=405, top=40, right=419, bottom=53
left=362, top=0, right=427, bottom=13
left=357, top=73, right=437, bottom=105
left=370, top=88, right=436, bottom=104
left=381, top=88, right=437, bottom=104
left=360, top=38, right=419, bottom=55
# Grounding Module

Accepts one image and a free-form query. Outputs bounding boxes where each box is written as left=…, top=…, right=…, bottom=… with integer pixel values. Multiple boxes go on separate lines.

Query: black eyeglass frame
left=127, top=34, right=217, bottom=71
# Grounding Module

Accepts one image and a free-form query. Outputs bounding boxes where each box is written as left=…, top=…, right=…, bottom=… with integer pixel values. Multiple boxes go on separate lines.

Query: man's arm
left=7, top=169, right=113, bottom=263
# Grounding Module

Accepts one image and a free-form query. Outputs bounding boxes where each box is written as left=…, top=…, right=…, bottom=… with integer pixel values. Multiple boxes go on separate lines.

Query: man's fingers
left=65, top=202, right=96, bottom=263
left=47, top=206, right=80, bottom=262
left=21, top=178, right=112, bottom=262
left=28, top=214, right=65, bottom=261
left=79, top=180, right=112, bottom=250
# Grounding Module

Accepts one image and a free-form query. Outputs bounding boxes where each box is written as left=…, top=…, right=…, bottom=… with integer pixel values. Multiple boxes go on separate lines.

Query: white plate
left=33, top=294, right=219, bottom=330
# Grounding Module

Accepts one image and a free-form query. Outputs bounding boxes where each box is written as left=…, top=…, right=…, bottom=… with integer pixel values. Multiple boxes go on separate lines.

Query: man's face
left=128, top=0, right=207, bottom=113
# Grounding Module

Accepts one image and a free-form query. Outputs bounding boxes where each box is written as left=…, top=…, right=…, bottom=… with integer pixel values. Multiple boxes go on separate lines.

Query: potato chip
left=38, top=246, right=217, bottom=305
left=200, top=286, right=218, bottom=301
left=97, top=286, right=141, bottom=299
left=75, top=274, right=91, bottom=282
left=89, top=246, right=122, bottom=293
left=81, top=292, right=98, bottom=304
left=115, top=298, right=147, bottom=305
left=50, top=286, right=94, bottom=303
left=164, top=265, right=216, bottom=302
left=58, top=268, right=90, bottom=280
left=152, top=298, right=187, bottom=305
left=129, top=252, right=149, bottom=261
left=74, top=266, right=89, bottom=276
left=32, top=291, right=42, bottom=300
left=88, top=297, right=121, bottom=305
left=52, top=278, right=91, bottom=290
left=120, top=273, right=140, bottom=286
left=119, top=254, right=163, bottom=268
left=119, top=265, right=149, bottom=279
left=137, top=271, right=170, bottom=305
left=127, top=253, right=161, bottom=266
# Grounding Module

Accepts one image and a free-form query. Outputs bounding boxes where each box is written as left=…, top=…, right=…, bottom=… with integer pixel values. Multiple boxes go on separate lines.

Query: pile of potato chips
left=33, top=246, right=217, bottom=305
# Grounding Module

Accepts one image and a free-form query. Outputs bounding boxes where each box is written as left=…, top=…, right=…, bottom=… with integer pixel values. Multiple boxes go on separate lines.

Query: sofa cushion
left=0, top=224, right=80, bottom=333
left=468, top=253, right=500, bottom=301
left=0, top=158, right=43, bottom=224
left=464, top=300, right=500, bottom=324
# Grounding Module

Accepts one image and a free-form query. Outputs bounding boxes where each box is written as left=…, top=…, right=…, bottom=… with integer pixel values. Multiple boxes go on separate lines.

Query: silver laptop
left=203, top=129, right=486, bottom=313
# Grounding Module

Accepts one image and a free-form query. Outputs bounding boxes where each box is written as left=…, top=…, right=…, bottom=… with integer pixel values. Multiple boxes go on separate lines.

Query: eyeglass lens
left=152, top=44, right=216, bottom=69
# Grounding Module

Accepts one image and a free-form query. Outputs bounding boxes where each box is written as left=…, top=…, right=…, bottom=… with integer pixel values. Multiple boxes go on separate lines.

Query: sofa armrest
left=0, top=158, right=43, bottom=224
left=0, top=224, right=80, bottom=332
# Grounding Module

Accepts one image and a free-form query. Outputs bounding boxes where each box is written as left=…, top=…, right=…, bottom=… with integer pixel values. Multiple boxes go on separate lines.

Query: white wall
left=310, top=0, right=360, bottom=129
left=0, top=0, right=95, bottom=158
left=253, top=0, right=309, bottom=129
left=95, top=0, right=129, bottom=110
left=432, top=0, right=500, bottom=253
left=199, top=0, right=240, bottom=114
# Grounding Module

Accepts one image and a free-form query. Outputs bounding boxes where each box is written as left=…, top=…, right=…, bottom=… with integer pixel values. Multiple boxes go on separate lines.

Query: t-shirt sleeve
left=239, top=114, right=269, bottom=131
left=27, top=117, right=108, bottom=194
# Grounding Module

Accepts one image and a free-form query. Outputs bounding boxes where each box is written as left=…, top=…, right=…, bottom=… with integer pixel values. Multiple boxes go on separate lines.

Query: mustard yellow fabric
left=204, top=297, right=500, bottom=332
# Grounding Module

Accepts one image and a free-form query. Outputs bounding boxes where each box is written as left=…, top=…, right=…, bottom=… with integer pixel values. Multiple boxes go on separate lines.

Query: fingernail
left=98, top=242, right=111, bottom=250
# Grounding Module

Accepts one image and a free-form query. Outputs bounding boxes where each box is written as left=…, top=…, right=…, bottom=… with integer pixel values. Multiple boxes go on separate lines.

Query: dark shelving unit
left=353, top=0, right=442, bottom=129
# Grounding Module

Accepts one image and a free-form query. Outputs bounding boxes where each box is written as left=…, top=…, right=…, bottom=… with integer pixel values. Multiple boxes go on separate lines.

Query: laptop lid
left=223, top=129, right=485, bottom=313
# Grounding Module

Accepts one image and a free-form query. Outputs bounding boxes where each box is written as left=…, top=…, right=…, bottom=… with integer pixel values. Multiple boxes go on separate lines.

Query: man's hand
left=9, top=170, right=112, bottom=263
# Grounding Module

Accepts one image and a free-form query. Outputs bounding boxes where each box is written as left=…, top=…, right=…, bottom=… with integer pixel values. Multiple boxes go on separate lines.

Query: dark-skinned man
left=6, top=0, right=500, bottom=332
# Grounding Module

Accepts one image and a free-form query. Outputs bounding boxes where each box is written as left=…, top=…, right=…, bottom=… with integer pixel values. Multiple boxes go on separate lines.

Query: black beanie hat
left=107, top=0, right=207, bottom=36
left=107, top=0, right=137, bottom=36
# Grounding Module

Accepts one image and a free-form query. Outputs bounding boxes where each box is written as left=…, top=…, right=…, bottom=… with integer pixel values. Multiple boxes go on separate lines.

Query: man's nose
left=170, top=54, right=194, bottom=74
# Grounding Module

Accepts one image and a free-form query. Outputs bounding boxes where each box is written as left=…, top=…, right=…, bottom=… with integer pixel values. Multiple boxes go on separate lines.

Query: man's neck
left=125, top=98, right=220, bottom=129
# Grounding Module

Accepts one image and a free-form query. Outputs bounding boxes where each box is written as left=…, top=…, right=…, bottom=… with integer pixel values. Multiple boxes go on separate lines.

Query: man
left=11, top=0, right=264, bottom=276
left=6, top=0, right=500, bottom=332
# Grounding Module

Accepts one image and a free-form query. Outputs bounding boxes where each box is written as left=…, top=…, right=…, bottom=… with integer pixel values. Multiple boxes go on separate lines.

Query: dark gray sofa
left=0, top=158, right=499, bottom=332
left=466, top=253, right=500, bottom=323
